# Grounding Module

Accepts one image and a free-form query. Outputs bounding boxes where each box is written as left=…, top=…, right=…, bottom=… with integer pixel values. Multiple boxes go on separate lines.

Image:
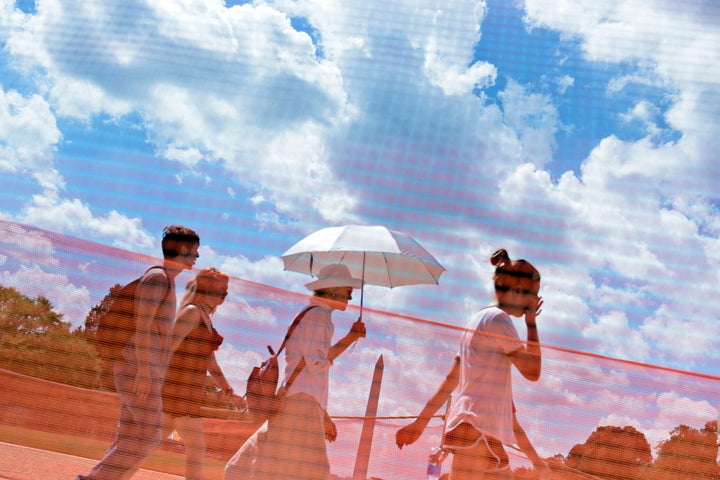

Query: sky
left=1, top=0, right=720, bottom=477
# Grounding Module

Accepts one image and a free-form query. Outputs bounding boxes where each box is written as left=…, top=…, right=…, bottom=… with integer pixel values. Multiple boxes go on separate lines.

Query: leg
left=80, top=363, right=164, bottom=480
left=262, top=393, right=329, bottom=480
left=174, top=416, right=205, bottom=480
left=448, top=433, right=511, bottom=480
left=224, top=421, right=268, bottom=480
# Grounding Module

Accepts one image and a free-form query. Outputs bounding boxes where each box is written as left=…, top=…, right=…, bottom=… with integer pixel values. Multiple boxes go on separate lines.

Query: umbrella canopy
left=281, top=225, right=445, bottom=288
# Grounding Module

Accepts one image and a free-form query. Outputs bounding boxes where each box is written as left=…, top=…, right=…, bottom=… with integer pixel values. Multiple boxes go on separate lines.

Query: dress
left=445, top=305, right=522, bottom=446
left=163, top=305, right=224, bottom=418
left=225, top=297, right=333, bottom=480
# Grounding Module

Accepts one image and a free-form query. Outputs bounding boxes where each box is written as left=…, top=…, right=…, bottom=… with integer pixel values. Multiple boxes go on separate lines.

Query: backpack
left=244, top=306, right=315, bottom=422
left=95, top=266, right=167, bottom=363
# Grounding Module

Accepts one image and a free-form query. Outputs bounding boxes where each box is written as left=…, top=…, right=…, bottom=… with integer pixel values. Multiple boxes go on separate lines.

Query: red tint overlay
left=0, top=219, right=719, bottom=479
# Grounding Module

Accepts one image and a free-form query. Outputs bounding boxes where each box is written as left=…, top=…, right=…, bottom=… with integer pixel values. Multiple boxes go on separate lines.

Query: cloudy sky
left=1, top=0, right=719, bottom=477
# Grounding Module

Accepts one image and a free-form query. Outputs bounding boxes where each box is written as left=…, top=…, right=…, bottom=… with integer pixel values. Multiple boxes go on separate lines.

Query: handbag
left=244, top=306, right=314, bottom=422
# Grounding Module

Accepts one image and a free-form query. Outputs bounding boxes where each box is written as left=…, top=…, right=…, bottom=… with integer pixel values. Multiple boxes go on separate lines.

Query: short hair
left=490, top=248, right=541, bottom=292
left=161, top=225, right=200, bottom=258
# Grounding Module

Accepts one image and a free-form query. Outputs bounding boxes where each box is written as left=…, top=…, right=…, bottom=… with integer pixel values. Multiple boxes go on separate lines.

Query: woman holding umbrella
left=225, top=263, right=367, bottom=480
left=396, top=249, right=545, bottom=479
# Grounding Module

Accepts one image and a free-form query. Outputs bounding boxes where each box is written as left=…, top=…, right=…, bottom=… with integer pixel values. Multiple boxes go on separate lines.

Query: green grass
left=0, top=424, right=227, bottom=479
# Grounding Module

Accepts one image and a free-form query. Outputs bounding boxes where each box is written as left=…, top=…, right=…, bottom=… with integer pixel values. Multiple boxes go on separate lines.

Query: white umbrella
left=281, top=225, right=445, bottom=315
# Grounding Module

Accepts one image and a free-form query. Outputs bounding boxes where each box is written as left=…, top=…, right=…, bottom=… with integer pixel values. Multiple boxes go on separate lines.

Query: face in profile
left=327, top=287, right=353, bottom=311
left=179, top=243, right=200, bottom=269
left=209, top=281, right=229, bottom=307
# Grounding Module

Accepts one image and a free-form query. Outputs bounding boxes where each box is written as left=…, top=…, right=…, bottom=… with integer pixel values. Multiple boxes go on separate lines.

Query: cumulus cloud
left=4, top=0, right=359, bottom=230
left=0, top=88, right=61, bottom=172
left=0, top=0, right=718, bottom=422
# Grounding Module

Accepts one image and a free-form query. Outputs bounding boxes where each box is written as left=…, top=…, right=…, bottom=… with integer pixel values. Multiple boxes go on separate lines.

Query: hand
left=525, top=296, right=543, bottom=323
left=396, top=420, right=425, bottom=449
left=324, top=410, right=337, bottom=442
left=349, top=317, right=367, bottom=340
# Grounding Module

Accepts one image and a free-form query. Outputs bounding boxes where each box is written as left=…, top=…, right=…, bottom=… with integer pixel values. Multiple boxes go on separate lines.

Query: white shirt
left=283, top=296, right=334, bottom=409
left=445, top=306, right=522, bottom=445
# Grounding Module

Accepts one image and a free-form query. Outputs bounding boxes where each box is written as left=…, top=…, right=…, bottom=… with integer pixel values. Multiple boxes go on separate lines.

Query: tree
left=0, top=285, right=69, bottom=335
left=566, top=425, right=652, bottom=480
left=0, top=284, right=103, bottom=389
left=74, top=283, right=124, bottom=342
left=646, top=421, right=720, bottom=480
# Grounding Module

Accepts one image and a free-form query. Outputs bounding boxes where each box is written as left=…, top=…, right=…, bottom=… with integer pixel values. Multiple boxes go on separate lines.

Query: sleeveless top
left=162, top=305, right=224, bottom=418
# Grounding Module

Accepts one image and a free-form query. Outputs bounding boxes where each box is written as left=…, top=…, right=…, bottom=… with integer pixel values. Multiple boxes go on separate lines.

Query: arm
left=513, top=413, right=543, bottom=467
left=170, top=306, right=201, bottom=353
left=328, top=317, right=366, bottom=362
left=208, top=353, right=246, bottom=410
left=396, top=356, right=460, bottom=449
left=514, top=413, right=551, bottom=477
left=509, top=297, right=543, bottom=381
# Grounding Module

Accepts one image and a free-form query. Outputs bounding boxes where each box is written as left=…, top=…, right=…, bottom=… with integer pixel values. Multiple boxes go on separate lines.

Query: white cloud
left=584, top=310, right=650, bottom=361
left=646, top=391, right=718, bottom=448
left=0, top=220, right=58, bottom=267
left=0, top=88, right=61, bottom=172
left=499, top=80, right=561, bottom=166
left=556, top=74, right=574, bottom=94
left=17, top=193, right=154, bottom=252
left=4, top=0, right=357, bottom=227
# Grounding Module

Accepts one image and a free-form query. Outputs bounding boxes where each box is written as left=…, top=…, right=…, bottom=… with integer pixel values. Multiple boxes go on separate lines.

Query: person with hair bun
left=162, top=267, right=245, bottom=480
left=396, top=249, right=547, bottom=479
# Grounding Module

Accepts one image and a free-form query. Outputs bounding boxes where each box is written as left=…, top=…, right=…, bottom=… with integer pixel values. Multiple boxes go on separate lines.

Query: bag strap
left=278, top=306, right=316, bottom=390
left=145, top=265, right=172, bottom=303
left=276, top=305, right=315, bottom=356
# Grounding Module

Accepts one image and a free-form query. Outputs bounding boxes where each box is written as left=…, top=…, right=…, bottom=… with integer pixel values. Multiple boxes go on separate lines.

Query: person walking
left=396, top=248, right=544, bottom=480
left=225, top=263, right=367, bottom=480
left=77, top=225, right=200, bottom=480
left=162, top=267, right=245, bottom=480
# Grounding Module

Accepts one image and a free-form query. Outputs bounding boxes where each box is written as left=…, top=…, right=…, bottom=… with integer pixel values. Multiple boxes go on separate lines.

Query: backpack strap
left=137, top=265, right=172, bottom=323
left=277, top=306, right=316, bottom=390
left=144, top=265, right=172, bottom=297
left=276, top=305, right=315, bottom=356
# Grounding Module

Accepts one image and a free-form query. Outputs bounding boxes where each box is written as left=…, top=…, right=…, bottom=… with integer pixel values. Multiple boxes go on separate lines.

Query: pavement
left=0, top=442, right=182, bottom=480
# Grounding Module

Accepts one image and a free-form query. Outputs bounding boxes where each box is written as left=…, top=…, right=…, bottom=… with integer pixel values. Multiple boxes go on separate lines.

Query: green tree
left=0, top=285, right=68, bottom=334
left=74, top=283, right=124, bottom=341
left=566, top=425, right=652, bottom=480
left=646, top=421, right=720, bottom=480
left=0, top=284, right=103, bottom=389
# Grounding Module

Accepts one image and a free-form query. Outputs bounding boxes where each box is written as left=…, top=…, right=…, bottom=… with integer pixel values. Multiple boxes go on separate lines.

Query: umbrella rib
left=382, top=252, right=393, bottom=287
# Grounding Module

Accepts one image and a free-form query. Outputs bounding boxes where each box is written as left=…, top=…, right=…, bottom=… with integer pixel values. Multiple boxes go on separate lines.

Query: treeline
left=1, top=283, right=719, bottom=479
left=555, top=423, right=720, bottom=479
left=0, top=284, right=101, bottom=388
left=0, top=283, right=231, bottom=409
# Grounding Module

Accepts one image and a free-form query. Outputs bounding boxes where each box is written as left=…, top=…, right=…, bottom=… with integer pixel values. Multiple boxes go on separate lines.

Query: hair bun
left=490, top=248, right=510, bottom=267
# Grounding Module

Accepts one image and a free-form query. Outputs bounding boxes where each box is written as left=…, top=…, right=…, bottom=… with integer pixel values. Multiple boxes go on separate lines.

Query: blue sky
left=1, top=0, right=719, bottom=475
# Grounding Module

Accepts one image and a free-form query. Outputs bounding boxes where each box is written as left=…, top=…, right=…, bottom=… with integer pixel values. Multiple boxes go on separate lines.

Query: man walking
left=77, top=225, right=200, bottom=480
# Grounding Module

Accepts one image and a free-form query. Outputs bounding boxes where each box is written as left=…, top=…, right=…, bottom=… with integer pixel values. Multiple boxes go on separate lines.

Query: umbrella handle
left=359, top=252, right=366, bottom=318
left=351, top=254, right=366, bottom=353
